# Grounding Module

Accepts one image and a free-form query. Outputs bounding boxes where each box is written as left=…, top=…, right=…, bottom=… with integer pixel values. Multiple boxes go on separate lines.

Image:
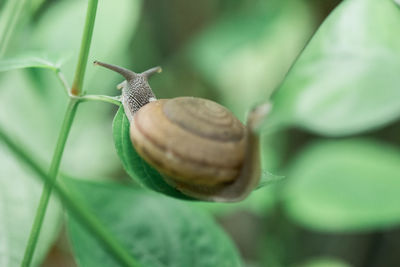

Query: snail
left=94, top=61, right=271, bottom=202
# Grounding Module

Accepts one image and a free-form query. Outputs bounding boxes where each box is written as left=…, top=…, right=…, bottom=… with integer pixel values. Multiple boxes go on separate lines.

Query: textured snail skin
left=94, top=61, right=160, bottom=121
left=94, top=60, right=270, bottom=202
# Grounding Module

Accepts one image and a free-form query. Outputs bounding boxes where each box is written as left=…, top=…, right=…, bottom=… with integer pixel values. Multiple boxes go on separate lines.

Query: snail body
left=94, top=61, right=270, bottom=202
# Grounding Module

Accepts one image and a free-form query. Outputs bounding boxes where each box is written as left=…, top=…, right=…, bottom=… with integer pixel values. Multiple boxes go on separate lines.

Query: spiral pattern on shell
left=130, top=97, right=247, bottom=192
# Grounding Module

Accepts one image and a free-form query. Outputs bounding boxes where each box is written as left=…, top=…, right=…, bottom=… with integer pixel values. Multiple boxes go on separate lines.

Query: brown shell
left=130, top=97, right=247, bottom=189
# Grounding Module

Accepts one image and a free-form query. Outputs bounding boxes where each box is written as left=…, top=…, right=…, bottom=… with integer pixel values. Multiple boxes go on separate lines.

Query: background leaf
left=0, top=53, right=63, bottom=72
left=65, top=178, right=242, bottom=267
left=283, top=139, right=400, bottom=232
left=0, top=143, right=61, bottom=266
left=269, top=0, right=400, bottom=136
left=188, top=0, right=316, bottom=121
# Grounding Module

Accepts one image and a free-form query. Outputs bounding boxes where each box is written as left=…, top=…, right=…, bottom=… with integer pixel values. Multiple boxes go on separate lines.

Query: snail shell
left=94, top=61, right=270, bottom=202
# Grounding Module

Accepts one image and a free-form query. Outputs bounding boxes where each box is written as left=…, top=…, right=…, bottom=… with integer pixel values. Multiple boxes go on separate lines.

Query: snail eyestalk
left=94, top=60, right=137, bottom=80
left=142, top=66, right=162, bottom=78
left=247, top=102, right=273, bottom=132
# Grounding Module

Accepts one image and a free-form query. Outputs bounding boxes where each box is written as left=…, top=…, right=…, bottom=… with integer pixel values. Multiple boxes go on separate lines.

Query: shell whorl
left=130, top=97, right=247, bottom=188
left=163, top=97, right=245, bottom=142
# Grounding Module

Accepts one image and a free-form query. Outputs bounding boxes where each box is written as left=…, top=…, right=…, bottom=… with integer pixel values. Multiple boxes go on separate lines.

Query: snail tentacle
left=142, top=66, right=162, bottom=78
left=94, top=60, right=137, bottom=80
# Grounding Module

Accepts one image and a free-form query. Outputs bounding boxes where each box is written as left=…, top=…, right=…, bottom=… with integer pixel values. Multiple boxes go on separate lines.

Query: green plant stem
left=22, top=99, right=78, bottom=267
left=71, top=0, right=98, bottom=96
left=78, top=94, right=122, bottom=106
left=55, top=69, right=71, bottom=96
left=56, top=68, right=121, bottom=106
left=0, top=126, right=139, bottom=267
left=22, top=0, right=99, bottom=265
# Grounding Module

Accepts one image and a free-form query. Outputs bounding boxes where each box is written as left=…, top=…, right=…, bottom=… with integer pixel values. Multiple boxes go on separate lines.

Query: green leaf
left=0, top=72, right=64, bottom=163
left=65, top=178, right=242, bottom=267
left=269, top=0, right=400, bottom=136
left=112, top=106, right=191, bottom=200
left=188, top=0, right=316, bottom=121
left=0, top=144, right=62, bottom=267
left=283, top=139, right=400, bottom=232
left=0, top=53, right=63, bottom=72
left=257, top=171, right=285, bottom=189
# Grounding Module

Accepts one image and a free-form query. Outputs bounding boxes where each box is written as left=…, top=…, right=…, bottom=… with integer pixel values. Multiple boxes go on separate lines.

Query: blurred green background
left=1, top=0, right=400, bottom=266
